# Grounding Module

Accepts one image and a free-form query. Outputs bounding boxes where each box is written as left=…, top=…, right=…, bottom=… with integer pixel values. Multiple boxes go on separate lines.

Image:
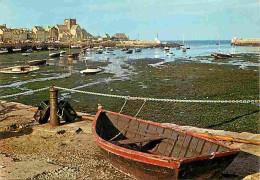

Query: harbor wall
left=0, top=40, right=180, bottom=51
left=231, top=37, right=260, bottom=46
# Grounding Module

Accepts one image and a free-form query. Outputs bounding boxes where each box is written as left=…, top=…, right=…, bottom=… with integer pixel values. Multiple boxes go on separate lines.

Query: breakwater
left=0, top=40, right=180, bottom=52
left=231, top=37, right=260, bottom=46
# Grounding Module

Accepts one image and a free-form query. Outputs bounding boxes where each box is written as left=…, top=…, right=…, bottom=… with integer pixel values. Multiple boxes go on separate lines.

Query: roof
left=71, top=24, right=80, bottom=30
left=33, top=26, right=45, bottom=31
left=0, top=26, right=6, bottom=30
left=55, top=25, right=69, bottom=32
left=114, top=33, right=128, bottom=39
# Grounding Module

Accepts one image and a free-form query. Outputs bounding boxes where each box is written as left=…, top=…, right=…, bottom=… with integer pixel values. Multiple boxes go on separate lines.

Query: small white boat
left=26, top=49, right=33, bottom=53
left=49, top=52, right=60, bottom=58
left=80, top=68, right=102, bottom=75
left=135, top=48, right=142, bottom=52
left=0, top=65, right=39, bottom=74
left=182, top=47, right=187, bottom=52
left=164, top=47, right=170, bottom=51
left=0, top=48, right=8, bottom=54
left=36, top=47, right=42, bottom=51
left=60, top=51, right=66, bottom=56
left=71, top=45, right=81, bottom=49
left=48, top=47, right=55, bottom=51
left=167, top=52, right=175, bottom=56
left=13, top=48, right=22, bottom=52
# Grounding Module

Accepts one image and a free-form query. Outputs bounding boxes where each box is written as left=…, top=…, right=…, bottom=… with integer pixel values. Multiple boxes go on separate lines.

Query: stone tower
left=64, top=18, right=77, bottom=29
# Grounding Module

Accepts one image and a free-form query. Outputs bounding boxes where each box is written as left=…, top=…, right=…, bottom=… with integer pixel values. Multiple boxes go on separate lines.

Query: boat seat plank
left=112, top=136, right=166, bottom=145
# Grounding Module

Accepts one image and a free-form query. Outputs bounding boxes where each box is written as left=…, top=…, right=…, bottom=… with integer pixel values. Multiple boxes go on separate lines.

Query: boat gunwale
left=92, top=109, right=239, bottom=167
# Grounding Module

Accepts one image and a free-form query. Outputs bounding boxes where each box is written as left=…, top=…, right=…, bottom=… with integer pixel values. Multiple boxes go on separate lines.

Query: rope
left=134, top=100, right=146, bottom=118
left=55, top=86, right=259, bottom=105
left=0, top=87, right=49, bottom=99
left=119, top=97, right=129, bottom=114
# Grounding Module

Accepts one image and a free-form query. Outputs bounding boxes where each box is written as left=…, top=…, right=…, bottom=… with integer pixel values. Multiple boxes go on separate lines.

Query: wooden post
left=49, top=86, right=60, bottom=126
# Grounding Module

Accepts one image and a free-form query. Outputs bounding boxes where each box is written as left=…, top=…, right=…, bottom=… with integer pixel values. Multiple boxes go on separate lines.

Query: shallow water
left=0, top=43, right=259, bottom=95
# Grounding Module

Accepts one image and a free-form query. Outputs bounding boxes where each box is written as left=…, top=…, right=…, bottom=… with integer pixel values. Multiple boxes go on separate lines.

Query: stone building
left=0, top=28, right=12, bottom=43
left=55, top=25, right=71, bottom=42
left=113, top=33, right=129, bottom=41
left=103, top=34, right=110, bottom=41
left=70, top=24, right=83, bottom=40
left=45, top=26, right=58, bottom=42
left=32, top=26, right=46, bottom=42
left=11, top=28, right=28, bottom=42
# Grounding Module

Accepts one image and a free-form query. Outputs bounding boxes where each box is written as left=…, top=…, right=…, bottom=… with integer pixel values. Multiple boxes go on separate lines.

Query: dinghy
left=93, top=109, right=239, bottom=179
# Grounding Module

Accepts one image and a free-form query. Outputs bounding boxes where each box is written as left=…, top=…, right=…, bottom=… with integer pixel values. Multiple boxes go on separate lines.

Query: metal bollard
left=49, top=86, right=60, bottom=126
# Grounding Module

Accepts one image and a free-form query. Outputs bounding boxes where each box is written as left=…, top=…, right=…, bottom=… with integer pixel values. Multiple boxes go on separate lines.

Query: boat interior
left=95, top=111, right=233, bottom=159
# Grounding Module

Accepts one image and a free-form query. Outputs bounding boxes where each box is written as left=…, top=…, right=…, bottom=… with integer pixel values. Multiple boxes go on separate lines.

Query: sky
left=0, top=0, right=259, bottom=40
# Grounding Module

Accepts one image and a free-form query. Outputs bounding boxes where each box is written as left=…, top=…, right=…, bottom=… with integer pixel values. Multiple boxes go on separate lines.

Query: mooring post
left=49, top=86, right=60, bottom=126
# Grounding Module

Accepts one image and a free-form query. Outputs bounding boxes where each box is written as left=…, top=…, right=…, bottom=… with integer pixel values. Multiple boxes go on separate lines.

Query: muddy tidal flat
left=0, top=49, right=259, bottom=133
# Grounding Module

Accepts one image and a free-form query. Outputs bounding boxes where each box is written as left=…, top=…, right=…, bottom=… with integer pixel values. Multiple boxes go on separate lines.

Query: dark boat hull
left=28, top=60, right=46, bottom=66
left=99, top=143, right=237, bottom=179
left=93, top=110, right=239, bottom=179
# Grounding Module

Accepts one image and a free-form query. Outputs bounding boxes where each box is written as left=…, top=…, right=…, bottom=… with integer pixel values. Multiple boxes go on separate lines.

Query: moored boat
left=0, top=65, right=39, bottom=74
left=49, top=52, right=60, bottom=58
left=135, top=48, right=142, bottom=52
left=126, top=49, right=133, bottom=54
left=0, top=48, right=8, bottom=54
left=12, top=48, right=22, bottom=52
left=211, top=52, right=232, bottom=59
left=28, top=59, right=47, bottom=66
left=80, top=68, right=102, bottom=75
left=93, top=109, right=239, bottom=179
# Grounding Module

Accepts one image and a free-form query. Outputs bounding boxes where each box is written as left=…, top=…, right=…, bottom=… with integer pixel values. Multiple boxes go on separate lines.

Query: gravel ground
left=0, top=101, right=259, bottom=179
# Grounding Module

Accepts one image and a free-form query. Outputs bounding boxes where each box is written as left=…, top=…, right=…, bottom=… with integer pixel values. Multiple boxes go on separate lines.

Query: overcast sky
left=0, top=0, right=259, bottom=40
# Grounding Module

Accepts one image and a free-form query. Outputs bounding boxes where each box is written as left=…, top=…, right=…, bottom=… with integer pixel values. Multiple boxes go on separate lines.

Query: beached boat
left=126, top=49, right=133, bottom=54
left=0, top=48, right=8, bottom=54
left=0, top=65, right=39, bottom=74
left=164, top=47, right=170, bottom=51
left=60, top=51, right=66, bottom=57
left=28, top=59, right=47, bottom=66
left=121, top=48, right=128, bottom=51
left=71, top=44, right=81, bottom=49
left=36, top=46, right=42, bottom=51
left=12, top=48, right=22, bottom=52
left=135, top=48, right=142, bottom=52
left=93, top=109, right=239, bottom=179
left=49, top=52, right=60, bottom=58
left=26, top=49, right=33, bottom=53
left=80, top=68, right=102, bottom=75
left=211, top=52, right=232, bottom=59
left=182, top=47, right=187, bottom=52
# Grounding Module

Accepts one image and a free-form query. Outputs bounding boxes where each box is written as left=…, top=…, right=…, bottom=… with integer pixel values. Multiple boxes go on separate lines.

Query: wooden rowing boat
left=0, top=65, right=39, bottom=74
left=93, top=109, right=239, bottom=179
left=28, top=59, right=47, bottom=66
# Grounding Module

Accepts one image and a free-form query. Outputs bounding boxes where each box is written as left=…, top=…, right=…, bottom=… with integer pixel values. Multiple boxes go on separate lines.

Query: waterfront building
left=45, top=26, right=58, bottom=42
left=103, top=34, right=110, bottom=41
left=55, top=25, right=71, bottom=42
left=113, top=33, right=129, bottom=41
left=11, top=28, right=28, bottom=43
left=32, top=26, right=47, bottom=42
left=0, top=28, right=12, bottom=43
left=70, top=24, right=83, bottom=41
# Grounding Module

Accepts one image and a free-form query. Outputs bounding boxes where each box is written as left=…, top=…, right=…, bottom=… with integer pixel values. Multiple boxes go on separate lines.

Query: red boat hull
left=93, top=110, right=239, bottom=179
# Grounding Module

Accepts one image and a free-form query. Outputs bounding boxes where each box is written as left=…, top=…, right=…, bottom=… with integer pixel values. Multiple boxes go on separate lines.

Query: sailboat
left=80, top=59, right=102, bottom=75
left=211, top=37, right=232, bottom=59
left=181, top=35, right=187, bottom=52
